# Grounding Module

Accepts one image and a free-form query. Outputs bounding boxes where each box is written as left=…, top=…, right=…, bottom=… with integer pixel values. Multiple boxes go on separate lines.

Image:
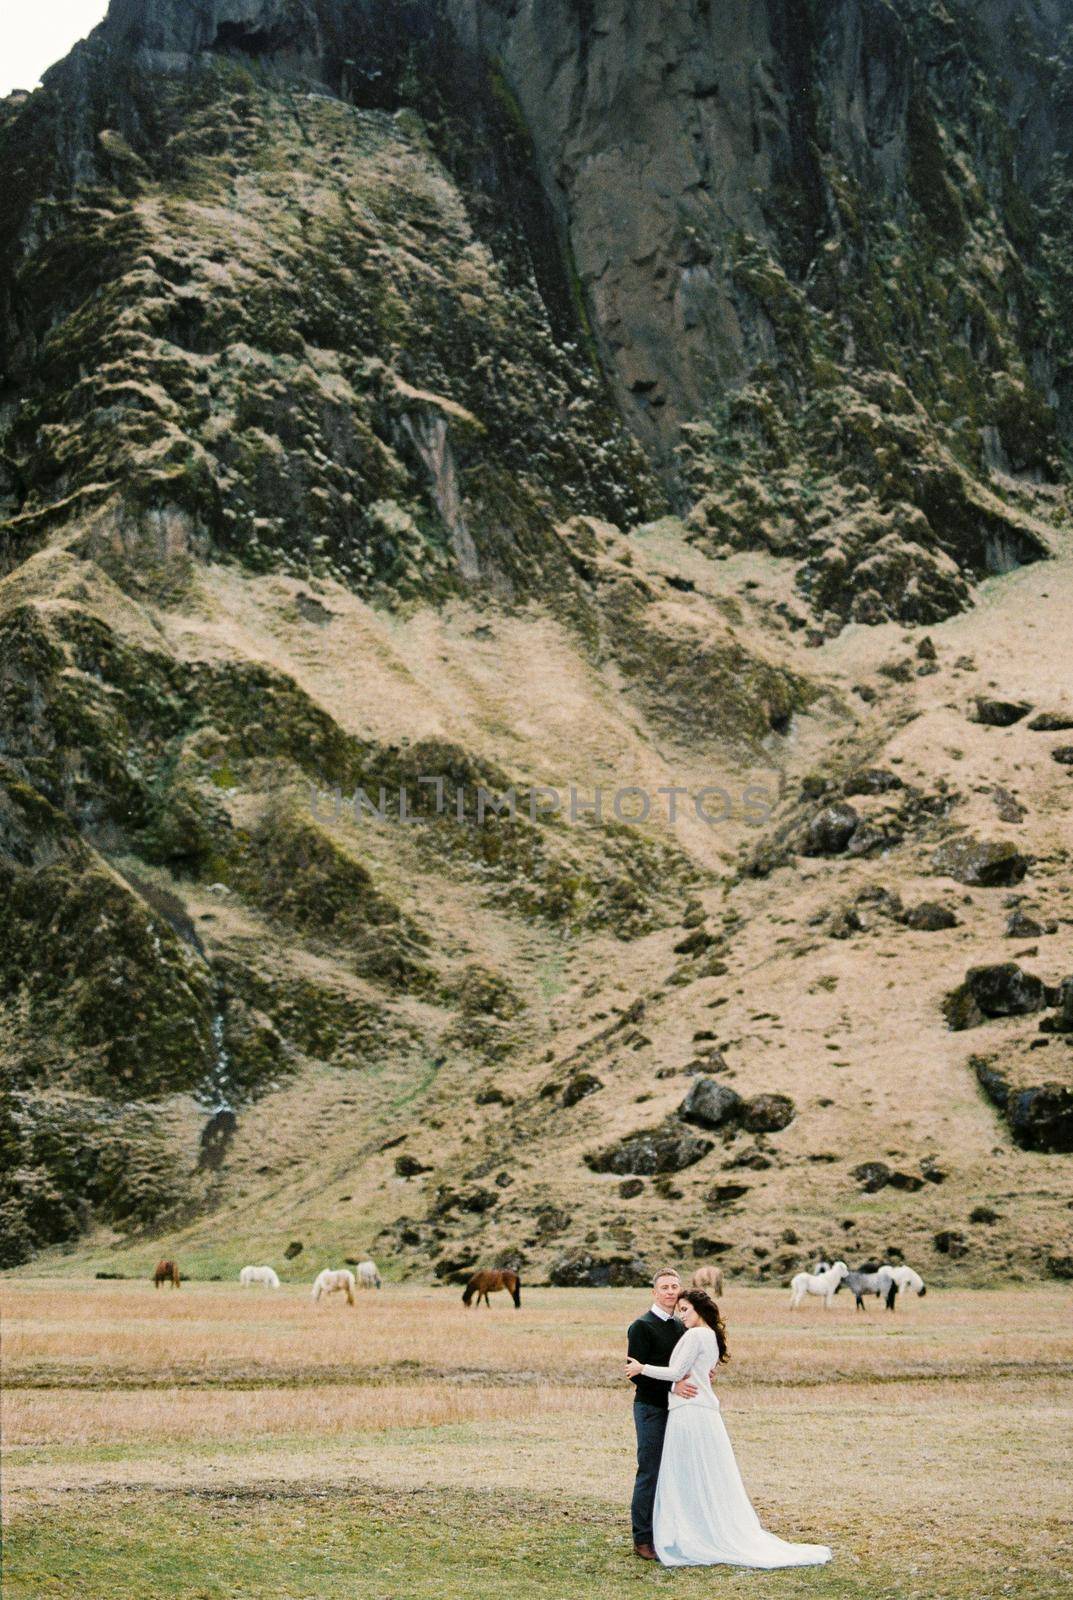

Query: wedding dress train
left=641, top=1324, right=833, bottom=1569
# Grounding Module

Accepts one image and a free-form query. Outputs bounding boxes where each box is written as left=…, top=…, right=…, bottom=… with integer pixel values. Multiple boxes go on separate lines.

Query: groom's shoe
left=633, top=1543, right=658, bottom=1561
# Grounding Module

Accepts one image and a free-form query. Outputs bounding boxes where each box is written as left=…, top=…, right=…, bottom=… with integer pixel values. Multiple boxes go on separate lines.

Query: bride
left=624, top=1288, right=832, bottom=1569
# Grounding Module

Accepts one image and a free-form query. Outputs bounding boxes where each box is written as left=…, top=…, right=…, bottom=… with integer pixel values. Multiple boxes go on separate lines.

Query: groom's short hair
left=652, top=1267, right=681, bottom=1287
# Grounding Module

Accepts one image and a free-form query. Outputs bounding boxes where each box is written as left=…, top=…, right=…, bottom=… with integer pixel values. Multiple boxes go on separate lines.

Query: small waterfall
left=207, top=1009, right=235, bottom=1113
left=197, top=1000, right=238, bottom=1171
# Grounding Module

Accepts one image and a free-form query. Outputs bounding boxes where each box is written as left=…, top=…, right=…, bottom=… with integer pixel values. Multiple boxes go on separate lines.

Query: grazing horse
left=239, top=1265, right=280, bottom=1288
left=462, top=1268, right=521, bottom=1308
left=312, top=1268, right=356, bottom=1305
left=886, top=1264, right=926, bottom=1299
left=356, top=1260, right=382, bottom=1290
left=789, top=1261, right=847, bottom=1309
left=837, top=1267, right=897, bottom=1311
left=691, top=1264, right=724, bottom=1297
left=153, top=1259, right=180, bottom=1289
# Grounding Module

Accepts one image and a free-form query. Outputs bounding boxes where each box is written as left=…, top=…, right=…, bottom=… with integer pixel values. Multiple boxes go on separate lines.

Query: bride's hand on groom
left=672, top=1378, right=698, bottom=1397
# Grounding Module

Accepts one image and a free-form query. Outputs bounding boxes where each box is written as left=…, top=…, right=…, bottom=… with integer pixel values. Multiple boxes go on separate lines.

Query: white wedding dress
left=641, top=1324, right=832, bottom=1569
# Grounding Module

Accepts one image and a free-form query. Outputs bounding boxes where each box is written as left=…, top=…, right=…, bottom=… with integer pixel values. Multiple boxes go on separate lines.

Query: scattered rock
left=585, top=1120, right=714, bottom=1175
left=562, top=1073, right=604, bottom=1107
left=1027, top=710, right=1073, bottom=731
left=283, top=1241, right=303, bottom=1260
left=842, top=768, right=904, bottom=796
left=691, top=1236, right=733, bottom=1256
left=991, top=786, right=1026, bottom=823
left=1051, top=746, right=1073, bottom=766
left=933, top=1230, right=968, bottom=1257
left=475, top=1086, right=513, bottom=1105
left=618, top=1178, right=645, bottom=1199
left=969, top=1205, right=999, bottom=1224
left=887, top=1171, right=925, bottom=1191
left=803, top=802, right=860, bottom=856
left=931, top=837, right=1029, bottom=887
left=974, top=696, right=1032, bottom=726
left=395, top=1153, right=432, bottom=1177
left=943, top=963, right=1046, bottom=1030
left=916, top=636, right=937, bottom=661
left=742, top=1093, right=795, bottom=1133
left=673, top=926, right=714, bottom=955
left=548, top=1252, right=649, bottom=1287
left=434, top=1255, right=477, bottom=1283
left=1047, top=1253, right=1073, bottom=1280
left=1005, top=908, right=1045, bottom=938
left=852, top=1161, right=891, bottom=1192
left=679, top=1077, right=742, bottom=1130
left=905, top=901, right=959, bottom=931
left=726, top=1146, right=774, bottom=1169
left=704, top=1183, right=750, bottom=1208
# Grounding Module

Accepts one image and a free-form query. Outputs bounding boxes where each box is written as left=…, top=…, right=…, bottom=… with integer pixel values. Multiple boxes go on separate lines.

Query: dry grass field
left=2, top=1279, right=1072, bottom=1599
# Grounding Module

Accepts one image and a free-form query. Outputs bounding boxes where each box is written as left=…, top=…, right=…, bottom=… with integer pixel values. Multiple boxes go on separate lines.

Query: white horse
left=312, top=1268, right=356, bottom=1305
left=691, top=1264, right=724, bottom=1297
left=356, top=1260, right=382, bottom=1290
left=886, top=1264, right=926, bottom=1299
left=790, top=1261, right=847, bottom=1309
left=239, top=1265, right=280, bottom=1288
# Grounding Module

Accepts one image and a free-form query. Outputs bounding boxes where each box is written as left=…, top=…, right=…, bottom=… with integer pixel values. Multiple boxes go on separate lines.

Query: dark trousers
left=631, top=1402, right=668, bottom=1544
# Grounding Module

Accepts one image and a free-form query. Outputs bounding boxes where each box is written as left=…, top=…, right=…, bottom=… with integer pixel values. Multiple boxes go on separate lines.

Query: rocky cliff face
left=1, top=1, right=1070, bottom=1277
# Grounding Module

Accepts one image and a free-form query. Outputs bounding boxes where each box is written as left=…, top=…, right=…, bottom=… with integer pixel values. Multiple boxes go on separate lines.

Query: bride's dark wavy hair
left=680, top=1289, right=730, bottom=1364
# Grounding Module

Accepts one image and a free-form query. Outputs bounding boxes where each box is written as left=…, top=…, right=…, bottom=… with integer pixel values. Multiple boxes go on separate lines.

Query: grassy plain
left=2, top=1281, right=1071, bottom=1599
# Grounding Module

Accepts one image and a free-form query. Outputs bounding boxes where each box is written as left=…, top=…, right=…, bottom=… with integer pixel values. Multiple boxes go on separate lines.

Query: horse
left=312, top=1268, right=356, bottom=1305
left=239, top=1265, right=280, bottom=1288
left=691, top=1265, right=724, bottom=1297
left=886, top=1264, right=926, bottom=1299
left=837, top=1267, right=897, bottom=1311
left=153, top=1259, right=180, bottom=1289
left=356, top=1260, right=382, bottom=1290
left=462, top=1268, right=521, bottom=1308
left=789, top=1261, right=847, bottom=1309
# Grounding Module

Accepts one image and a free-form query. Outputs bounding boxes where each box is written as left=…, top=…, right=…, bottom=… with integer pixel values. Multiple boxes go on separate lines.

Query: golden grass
left=3, top=1281, right=1072, bottom=1596
left=3, top=1280, right=1070, bottom=1388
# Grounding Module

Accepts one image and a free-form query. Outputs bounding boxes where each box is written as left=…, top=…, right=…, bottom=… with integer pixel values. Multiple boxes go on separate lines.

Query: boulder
left=704, top=1183, right=750, bottom=1208
left=933, top=1230, right=968, bottom=1257
left=395, top=1153, right=432, bottom=1177
left=1006, top=1085, right=1073, bottom=1152
left=887, top=1171, right=925, bottom=1191
left=931, top=837, right=1028, bottom=887
left=803, top=801, right=860, bottom=856
left=1005, top=908, right=1044, bottom=938
left=905, top=901, right=959, bottom=931
left=679, top=1077, right=742, bottom=1129
left=1047, top=1253, right=1073, bottom=1280
left=691, top=1236, right=733, bottom=1256
left=562, top=1072, right=603, bottom=1107
left=842, top=768, right=904, bottom=796
left=1040, top=976, right=1073, bottom=1033
left=852, top=1161, right=891, bottom=1192
left=548, top=1251, right=649, bottom=1287
left=585, top=1120, right=714, bottom=1175
left=742, top=1093, right=795, bottom=1132
left=1027, top=710, right=1073, bottom=731
left=943, top=963, right=1046, bottom=1030
left=974, top=696, right=1032, bottom=726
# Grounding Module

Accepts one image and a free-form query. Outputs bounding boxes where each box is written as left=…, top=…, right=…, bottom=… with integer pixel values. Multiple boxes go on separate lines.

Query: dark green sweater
left=627, top=1310, right=685, bottom=1408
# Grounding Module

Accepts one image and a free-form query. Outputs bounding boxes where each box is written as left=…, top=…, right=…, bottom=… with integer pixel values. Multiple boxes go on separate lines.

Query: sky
left=1, top=3, right=111, bottom=97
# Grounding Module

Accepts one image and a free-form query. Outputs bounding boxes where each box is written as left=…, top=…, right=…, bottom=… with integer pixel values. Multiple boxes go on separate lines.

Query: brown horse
left=462, top=1268, right=521, bottom=1308
left=153, top=1259, right=180, bottom=1289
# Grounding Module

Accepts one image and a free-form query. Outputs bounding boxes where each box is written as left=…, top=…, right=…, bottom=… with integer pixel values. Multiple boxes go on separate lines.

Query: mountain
left=1, top=0, right=1070, bottom=1283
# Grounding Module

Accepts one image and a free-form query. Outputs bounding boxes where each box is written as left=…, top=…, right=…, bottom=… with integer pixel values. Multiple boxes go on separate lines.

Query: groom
left=627, top=1266, right=698, bottom=1560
